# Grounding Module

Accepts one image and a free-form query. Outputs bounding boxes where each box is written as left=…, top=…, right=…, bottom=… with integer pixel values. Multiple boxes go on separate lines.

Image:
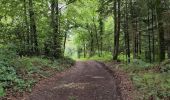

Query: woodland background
left=0, top=0, right=170, bottom=99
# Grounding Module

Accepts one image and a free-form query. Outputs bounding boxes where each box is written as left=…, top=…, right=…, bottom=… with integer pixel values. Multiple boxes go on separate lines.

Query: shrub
left=160, top=59, right=170, bottom=73
left=132, top=73, right=170, bottom=99
left=122, top=59, right=152, bottom=73
left=0, top=45, right=75, bottom=97
left=0, top=45, right=29, bottom=96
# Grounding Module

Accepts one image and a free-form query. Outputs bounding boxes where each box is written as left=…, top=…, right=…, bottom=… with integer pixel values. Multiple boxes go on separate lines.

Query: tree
left=51, top=0, right=63, bottom=59
left=113, top=0, right=121, bottom=60
left=28, top=0, right=39, bottom=55
left=156, top=0, right=165, bottom=62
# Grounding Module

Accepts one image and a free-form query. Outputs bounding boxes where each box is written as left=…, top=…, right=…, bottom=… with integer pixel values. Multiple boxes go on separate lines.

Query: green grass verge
left=121, top=59, right=170, bottom=99
left=0, top=56, right=75, bottom=97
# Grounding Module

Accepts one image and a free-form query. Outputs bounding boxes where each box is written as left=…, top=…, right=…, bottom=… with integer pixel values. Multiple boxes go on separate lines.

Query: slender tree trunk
left=125, top=0, right=130, bottom=63
left=130, top=0, right=136, bottom=59
left=157, top=12, right=165, bottom=62
left=28, top=0, right=38, bottom=55
left=63, top=32, right=67, bottom=54
left=117, top=0, right=121, bottom=55
left=90, top=31, right=94, bottom=57
left=87, top=24, right=94, bottom=57
left=24, top=0, right=30, bottom=55
left=93, top=17, right=100, bottom=57
left=156, top=1, right=165, bottom=62
left=83, top=38, right=86, bottom=58
left=158, top=23, right=165, bottom=62
left=113, top=0, right=117, bottom=59
left=113, top=0, right=121, bottom=60
left=139, top=31, right=142, bottom=55
left=135, top=17, right=139, bottom=57
left=168, top=41, right=170, bottom=59
left=51, top=0, right=62, bottom=59
left=84, top=45, right=86, bottom=58
left=98, top=0, right=104, bottom=56
left=51, top=0, right=55, bottom=57
left=151, top=8, right=155, bottom=62
left=148, top=9, right=152, bottom=63
left=99, top=17, right=104, bottom=56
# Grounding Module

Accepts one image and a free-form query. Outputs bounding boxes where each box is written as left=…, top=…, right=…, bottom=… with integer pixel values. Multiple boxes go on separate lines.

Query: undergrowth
left=121, top=59, right=170, bottom=100
left=0, top=46, right=75, bottom=97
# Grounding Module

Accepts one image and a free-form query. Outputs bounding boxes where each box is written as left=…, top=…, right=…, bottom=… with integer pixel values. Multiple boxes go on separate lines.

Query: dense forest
left=0, top=0, right=170, bottom=99
left=1, top=0, right=170, bottom=61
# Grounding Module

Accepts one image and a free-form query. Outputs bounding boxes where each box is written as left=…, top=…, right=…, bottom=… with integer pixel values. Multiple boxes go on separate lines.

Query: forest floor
left=21, top=61, right=128, bottom=100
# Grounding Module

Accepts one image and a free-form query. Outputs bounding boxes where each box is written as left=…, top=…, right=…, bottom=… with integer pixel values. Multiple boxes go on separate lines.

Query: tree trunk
left=113, top=0, right=120, bottom=60
left=24, top=0, right=30, bottom=55
left=156, top=1, right=165, bottom=62
left=93, top=17, right=100, bottom=57
left=83, top=38, right=86, bottom=58
left=99, top=17, right=104, bottom=56
left=125, top=0, right=130, bottom=63
left=168, top=41, right=170, bottom=59
left=98, top=0, right=104, bottom=56
left=148, top=9, right=152, bottom=63
left=152, top=8, right=155, bottom=62
left=28, top=0, right=38, bottom=55
left=51, top=0, right=62, bottom=59
left=63, top=32, right=67, bottom=54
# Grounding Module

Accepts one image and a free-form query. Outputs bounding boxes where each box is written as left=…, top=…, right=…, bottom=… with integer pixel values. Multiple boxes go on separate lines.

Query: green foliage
left=0, top=45, right=30, bottom=95
left=0, top=85, right=5, bottom=97
left=132, top=73, right=170, bottom=99
left=50, top=57, right=75, bottom=71
left=130, top=59, right=151, bottom=68
left=122, top=59, right=152, bottom=73
left=78, top=52, right=112, bottom=61
left=0, top=44, right=18, bottom=61
left=13, top=57, right=51, bottom=74
left=120, top=59, right=170, bottom=99
left=68, top=96, right=77, bottom=100
left=160, top=59, right=170, bottom=73
left=0, top=45, right=75, bottom=97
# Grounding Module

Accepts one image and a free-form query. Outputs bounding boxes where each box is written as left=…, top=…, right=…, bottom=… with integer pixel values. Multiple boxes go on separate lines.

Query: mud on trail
left=25, top=61, right=121, bottom=100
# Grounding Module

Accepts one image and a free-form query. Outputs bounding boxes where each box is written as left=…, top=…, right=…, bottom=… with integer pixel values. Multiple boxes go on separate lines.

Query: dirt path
left=26, top=61, right=121, bottom=100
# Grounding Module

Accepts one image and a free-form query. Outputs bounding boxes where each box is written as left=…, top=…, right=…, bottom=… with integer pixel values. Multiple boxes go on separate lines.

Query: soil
left=23, top=61, right=121, bottom=100
left=106, top=61, right=136, bottom=100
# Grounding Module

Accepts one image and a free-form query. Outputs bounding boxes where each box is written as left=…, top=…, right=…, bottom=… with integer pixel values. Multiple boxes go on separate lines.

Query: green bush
left=51, top=57, right=75, bottom=71
left=0, top=45, right=29, bottom=96
left=13, top=57, right=51, bottom=74
left=160, top=59, right=170, bottom=73
left=132, top=73, right=170, bottom=99
left=122, top=59, right=152, bottom=73
left=0, top=45, right=75, bottom=97
left=120, top=59, right=170, bottom=99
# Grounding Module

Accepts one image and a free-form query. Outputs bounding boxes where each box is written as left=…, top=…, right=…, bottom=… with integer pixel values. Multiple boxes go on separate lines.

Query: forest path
left=26, top=61, right=121, bottom=100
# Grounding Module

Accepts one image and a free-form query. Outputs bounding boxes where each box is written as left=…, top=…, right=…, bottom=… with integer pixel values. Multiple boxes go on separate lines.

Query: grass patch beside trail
left=120, top=59, right=170, bottom=100
left=0, top=56, right=75, bottom=98
left=0, top=46, right=75, bottom=98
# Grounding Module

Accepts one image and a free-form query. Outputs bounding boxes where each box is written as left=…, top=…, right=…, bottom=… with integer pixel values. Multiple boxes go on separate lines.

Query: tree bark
left=125, top=0, right=130, bottom=63
left=148, top=9, right=152, bottom=63
left=156, top=0, right=165, bottom=62
left=151, top=8, right=155, bottom=62
left=28, top=0, right=39, bottom=55
left=51, top=0, right=62, bottom=59
left=113, top=0, right=120, bottom=60
left=168, top=41, right=170, bottom=59
left=24, top=0, right=30, bottom=55
left=93, top=17, right=100, bottom=57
